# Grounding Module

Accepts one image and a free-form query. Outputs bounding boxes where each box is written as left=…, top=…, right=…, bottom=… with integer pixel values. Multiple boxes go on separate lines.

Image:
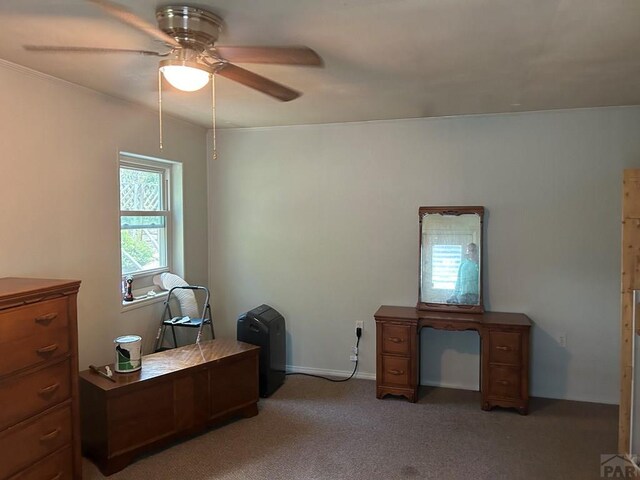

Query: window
left=431, top=244, right=462, bottom=289
left=119, top=154, right=183, bottom=298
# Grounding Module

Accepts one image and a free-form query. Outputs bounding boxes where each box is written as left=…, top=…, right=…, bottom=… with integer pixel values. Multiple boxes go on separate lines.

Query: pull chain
left=211, top=74, right=217, bottom=160
left=158, top=69, right=164, bottom=150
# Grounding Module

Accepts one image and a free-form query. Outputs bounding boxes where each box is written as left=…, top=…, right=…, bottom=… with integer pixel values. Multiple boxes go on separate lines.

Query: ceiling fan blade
left=86, top=0, right=180, bottom=48
left=217, top=63, right=301, bottom=102
left=213, top=46, right=323, bottom=66
left=24, top=45, right=166, bottom=56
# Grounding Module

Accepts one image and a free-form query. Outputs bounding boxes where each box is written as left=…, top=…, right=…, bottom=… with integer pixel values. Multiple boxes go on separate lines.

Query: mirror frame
left=417, top=206, right=485, bottom=314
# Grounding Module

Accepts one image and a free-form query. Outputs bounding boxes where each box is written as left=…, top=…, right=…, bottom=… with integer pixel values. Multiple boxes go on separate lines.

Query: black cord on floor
left=286, top=329, right=361, bottom=383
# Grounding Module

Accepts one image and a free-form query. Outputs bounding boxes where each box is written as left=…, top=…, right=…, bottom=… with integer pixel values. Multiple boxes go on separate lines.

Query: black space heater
left=237, top=304, right=286, bottom=397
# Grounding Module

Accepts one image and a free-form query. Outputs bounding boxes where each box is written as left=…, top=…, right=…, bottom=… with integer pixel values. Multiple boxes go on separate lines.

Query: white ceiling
left=0, top=0, right=639, bottom=128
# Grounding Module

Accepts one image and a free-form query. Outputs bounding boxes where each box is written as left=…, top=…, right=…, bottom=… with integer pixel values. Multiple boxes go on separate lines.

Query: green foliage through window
left=121, top=230, right=156, bottom=274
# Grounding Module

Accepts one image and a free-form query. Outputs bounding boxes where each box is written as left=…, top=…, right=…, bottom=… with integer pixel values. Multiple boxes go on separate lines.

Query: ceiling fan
left=24, top=0, right=323, bottom=157
left=23, top=0, right=323, bottom=101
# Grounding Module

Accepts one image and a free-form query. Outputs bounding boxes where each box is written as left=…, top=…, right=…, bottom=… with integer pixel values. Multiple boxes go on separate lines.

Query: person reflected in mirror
left=447, top=242, right=479, bottom=305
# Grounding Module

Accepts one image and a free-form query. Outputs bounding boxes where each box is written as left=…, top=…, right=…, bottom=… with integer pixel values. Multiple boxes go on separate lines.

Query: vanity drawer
left=0, top=404, right=72, bottom=479
left=8, top=446, right=73, bottom=480
left=488, top=331, right=521, bottom=366
left=488, top=365, right=521, bottom=399
left=0, top=359, right=71, bottom=430
left=381, top=324, right=411, bottom=355
left=380, top=355, right=411, bottom=387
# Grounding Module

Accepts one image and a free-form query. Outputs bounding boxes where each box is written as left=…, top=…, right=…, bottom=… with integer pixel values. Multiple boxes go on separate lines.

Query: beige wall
left=0, top=60, right=208, bottom=368
left=210, top=107, right=640, bottom=404
left=10, top=50, right=638, bottom=405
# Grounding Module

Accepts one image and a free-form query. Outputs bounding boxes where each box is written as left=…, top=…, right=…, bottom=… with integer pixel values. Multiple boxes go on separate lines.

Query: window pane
left=121, top=216, right=166, bottom=229
left=432, top=244, right=461, bottom=289
left=121, top=228, right=167, bottom=275
left=120, top=167, right=163, bottom=211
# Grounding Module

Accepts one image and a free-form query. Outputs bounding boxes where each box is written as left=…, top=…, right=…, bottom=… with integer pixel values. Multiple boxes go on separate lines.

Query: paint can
left=114, top=335, right=142, bottom=373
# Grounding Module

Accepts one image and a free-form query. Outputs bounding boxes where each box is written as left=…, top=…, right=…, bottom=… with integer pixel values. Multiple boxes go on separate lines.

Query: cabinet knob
left=34, top=313, right=58, bottom=324
left=39, top=428, right=61, bottom=442
left=387, top=337, right=403, bottom=343
left=389, top=369, right=405, bottom=375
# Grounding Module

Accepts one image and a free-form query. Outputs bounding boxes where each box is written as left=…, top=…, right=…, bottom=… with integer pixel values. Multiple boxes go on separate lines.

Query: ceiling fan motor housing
left=156, top=5, right=224, bottom=52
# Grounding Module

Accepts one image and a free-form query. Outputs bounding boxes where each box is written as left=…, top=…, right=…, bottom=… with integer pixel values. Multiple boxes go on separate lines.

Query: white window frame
left=119, top=152, right=183, bottom=306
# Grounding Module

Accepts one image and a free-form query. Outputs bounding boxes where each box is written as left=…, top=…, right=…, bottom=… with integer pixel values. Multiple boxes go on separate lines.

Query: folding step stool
left=154, top=285, right=215, bottom=351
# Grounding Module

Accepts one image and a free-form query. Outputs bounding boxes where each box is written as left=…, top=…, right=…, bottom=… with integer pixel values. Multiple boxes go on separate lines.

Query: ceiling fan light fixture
left=160, top=60, right=212, bottom=92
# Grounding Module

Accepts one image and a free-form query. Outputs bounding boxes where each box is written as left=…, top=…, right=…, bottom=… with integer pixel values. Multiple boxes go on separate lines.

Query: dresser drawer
left=8, top=446, right=73, bottom=480
left=488, top=331, right=521, bottom=366
left=380, top=355, right=411, bottom=387
left=0, top=298, right=70, bottom=376
left=488, top=365, right=521, bottom=399
left=0, top=360, right=71, bottom=430
left=0, top=405, right=72, bottom=478
left=0, top=297, right=69, bottom=342
left=0, top=328, right=70, bottom=377
left=380, top=324, right=411, bottom=355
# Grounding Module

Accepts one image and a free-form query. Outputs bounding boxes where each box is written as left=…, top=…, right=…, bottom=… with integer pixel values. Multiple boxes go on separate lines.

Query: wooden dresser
left=0, top=278, right=82, bottom=480
left=375, top=305, right=531, bottom=414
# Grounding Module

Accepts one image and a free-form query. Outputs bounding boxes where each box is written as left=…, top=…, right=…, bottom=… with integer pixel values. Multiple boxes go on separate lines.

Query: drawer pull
left=387, top=337, right=404, bottom=343
left=38, top=383, right=61, bottom=396
left=389, top=369, right=405, bottom=375
left=39, top=428, right=61, bottom=442
left=36, top=344, right=59, bottom=355
left=497, top=380, right=510, bottom=386
left=495, top=346, right=511, bottom=351
left=49, top=473, right=62, bottom=480
left=35, top=313, right=58, bottom=324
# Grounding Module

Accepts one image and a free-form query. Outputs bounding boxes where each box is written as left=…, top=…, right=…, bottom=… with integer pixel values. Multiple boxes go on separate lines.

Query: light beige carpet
left=83, top=376, right=617, bottom=480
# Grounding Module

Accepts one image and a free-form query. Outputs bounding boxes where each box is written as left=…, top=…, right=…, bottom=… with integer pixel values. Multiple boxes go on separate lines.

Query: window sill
left=121, top=291, right=168, bottom=313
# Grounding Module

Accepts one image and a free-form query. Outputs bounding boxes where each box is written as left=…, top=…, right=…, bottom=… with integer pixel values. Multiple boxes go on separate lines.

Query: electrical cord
left=286, top=327, right=362, bottom=383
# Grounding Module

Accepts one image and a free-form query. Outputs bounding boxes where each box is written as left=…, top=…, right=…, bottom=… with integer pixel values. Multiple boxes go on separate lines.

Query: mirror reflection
left=419, top=207, right=484, bottom=312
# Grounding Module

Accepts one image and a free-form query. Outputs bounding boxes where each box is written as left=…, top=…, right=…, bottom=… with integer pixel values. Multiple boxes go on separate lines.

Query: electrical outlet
left=350, top=354, right=358, bottom=362
left=558, top=333, right=567, bottom=348
left=355, top=320, right=364, bottom=335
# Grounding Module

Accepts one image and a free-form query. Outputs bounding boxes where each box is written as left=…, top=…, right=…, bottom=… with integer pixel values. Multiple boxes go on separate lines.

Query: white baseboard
left=285, top=367, right=482, bottom=389
left=286, top=364, right=376, bottom=381
left=285, top=367, right=618, bottom=404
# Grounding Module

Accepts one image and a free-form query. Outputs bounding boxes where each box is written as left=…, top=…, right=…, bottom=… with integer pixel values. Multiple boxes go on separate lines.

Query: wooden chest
left=0, top=278, right=82, bottom=480
left=79, top=339, right=260, bottom=476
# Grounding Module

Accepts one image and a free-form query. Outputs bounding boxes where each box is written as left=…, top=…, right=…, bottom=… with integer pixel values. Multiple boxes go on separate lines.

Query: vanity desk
left=375, top=305, right=531, bottom=414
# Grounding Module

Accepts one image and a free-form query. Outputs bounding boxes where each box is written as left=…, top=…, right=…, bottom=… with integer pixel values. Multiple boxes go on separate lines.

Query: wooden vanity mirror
left=418, top=206, right=484, bottom=313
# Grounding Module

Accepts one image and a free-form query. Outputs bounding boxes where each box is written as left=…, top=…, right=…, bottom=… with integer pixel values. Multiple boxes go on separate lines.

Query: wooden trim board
left=619, top=169, right=640, bottom=454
